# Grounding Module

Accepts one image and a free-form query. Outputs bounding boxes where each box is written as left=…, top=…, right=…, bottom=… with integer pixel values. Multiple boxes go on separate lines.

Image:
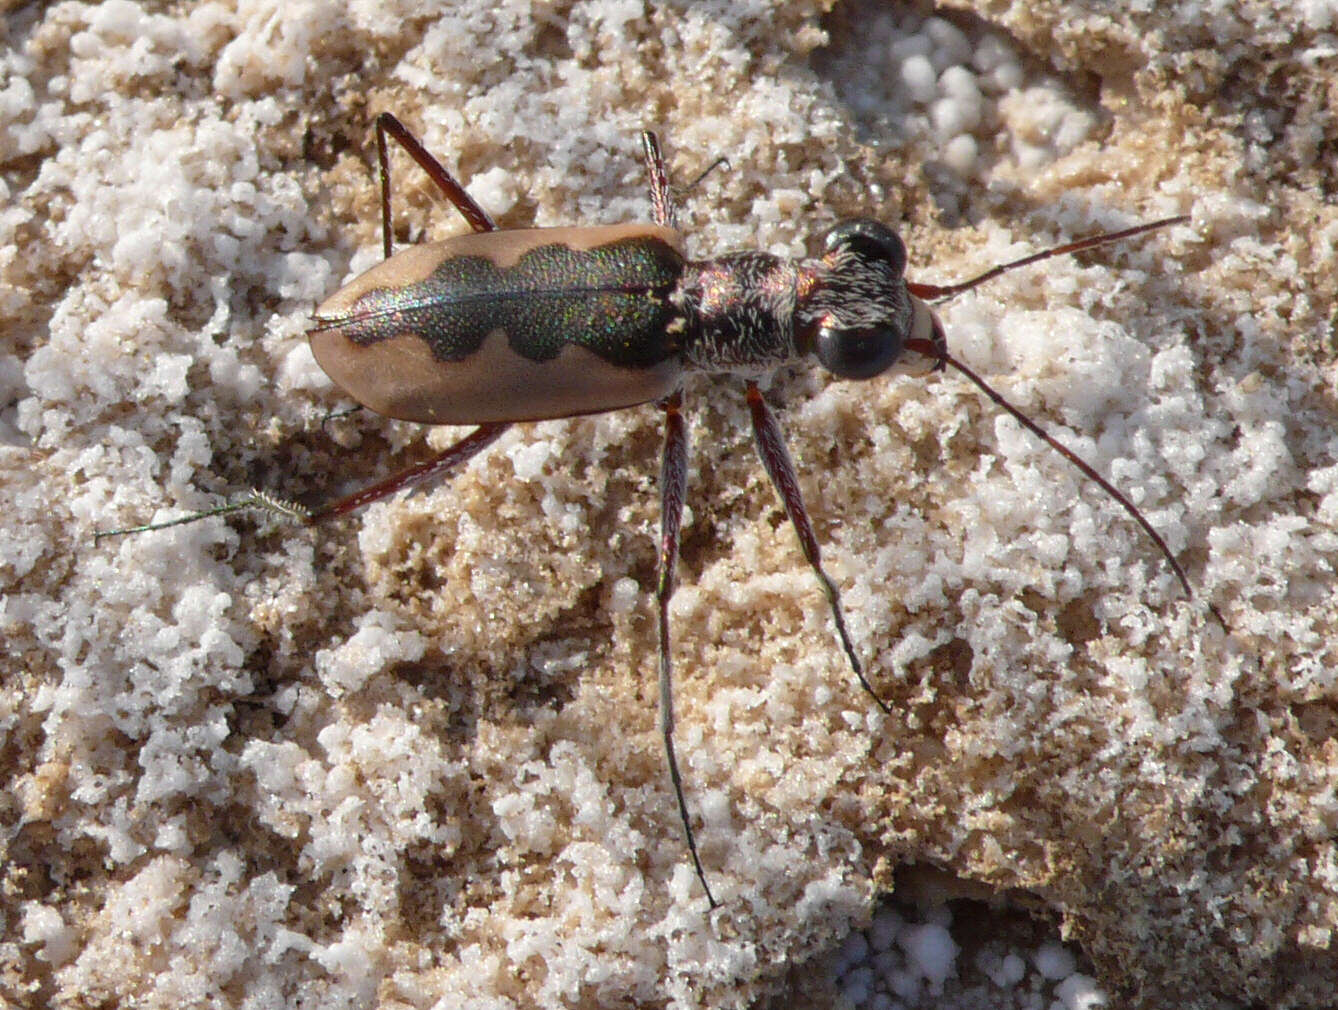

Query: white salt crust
left=3, top=2, right=1336, bottom=1008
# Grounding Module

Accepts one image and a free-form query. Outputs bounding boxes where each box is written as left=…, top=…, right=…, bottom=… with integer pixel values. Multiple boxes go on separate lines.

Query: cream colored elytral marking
left=312, top=329, right=682, bottom=424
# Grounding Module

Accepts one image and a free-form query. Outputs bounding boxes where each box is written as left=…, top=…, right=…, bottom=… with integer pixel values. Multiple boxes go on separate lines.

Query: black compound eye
left=815, top=323, right=904, bottom=380
left=822, top=219, right=907, bottom=276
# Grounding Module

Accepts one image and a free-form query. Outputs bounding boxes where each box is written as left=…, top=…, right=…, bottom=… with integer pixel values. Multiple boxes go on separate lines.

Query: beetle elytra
left=100, top=114, right=1222, bottom=908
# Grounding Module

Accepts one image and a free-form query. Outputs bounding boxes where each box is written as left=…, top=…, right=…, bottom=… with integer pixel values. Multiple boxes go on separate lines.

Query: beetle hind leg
left=307, top=422, right=511, bottom=522
left=375, top=112, right=497, bottom=258
left=745, top=382, right=891, bottom=715
left=96, top=423, right=515, bottom=540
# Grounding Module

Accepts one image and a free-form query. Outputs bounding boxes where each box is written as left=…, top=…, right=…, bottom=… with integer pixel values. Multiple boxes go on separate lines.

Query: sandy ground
left=3, top=1, right=1336, bottom=1008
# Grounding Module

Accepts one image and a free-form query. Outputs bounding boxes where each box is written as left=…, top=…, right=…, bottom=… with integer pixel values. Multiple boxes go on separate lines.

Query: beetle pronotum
left=101, top=113, right=1222, bottom=908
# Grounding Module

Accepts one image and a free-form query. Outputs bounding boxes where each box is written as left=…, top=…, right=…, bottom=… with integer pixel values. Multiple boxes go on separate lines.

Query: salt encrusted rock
left=2, top=1, right=1335, bottom=1008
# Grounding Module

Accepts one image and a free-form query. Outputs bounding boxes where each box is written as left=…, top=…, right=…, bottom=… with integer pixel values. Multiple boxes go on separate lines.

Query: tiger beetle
left=99, top=112, right=1223, bottom=909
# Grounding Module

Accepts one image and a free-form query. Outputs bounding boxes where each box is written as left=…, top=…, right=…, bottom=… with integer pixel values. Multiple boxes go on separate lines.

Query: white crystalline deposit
left=3, top=1, right=1336, bottom=1008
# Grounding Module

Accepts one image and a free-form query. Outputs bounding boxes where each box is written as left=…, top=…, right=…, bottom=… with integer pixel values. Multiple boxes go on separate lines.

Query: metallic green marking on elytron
left=337, top=236, right=686, bottom=368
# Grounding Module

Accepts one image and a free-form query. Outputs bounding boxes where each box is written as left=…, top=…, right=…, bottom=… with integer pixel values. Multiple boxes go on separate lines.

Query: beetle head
left=800, top=219, right=945, bottom=380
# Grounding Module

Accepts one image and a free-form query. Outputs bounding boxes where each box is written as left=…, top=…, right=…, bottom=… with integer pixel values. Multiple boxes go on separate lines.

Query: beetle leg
left=307, top=422, right=511, bottom=522
left=745, top=381, right=891, bottom=715
left=95, top=404, right=510, bottom=539
left=375, top=112, right=497, bottom=257
left=640, top=131, right=677, bottom=231
left=655, top=390, right=717, bottom=908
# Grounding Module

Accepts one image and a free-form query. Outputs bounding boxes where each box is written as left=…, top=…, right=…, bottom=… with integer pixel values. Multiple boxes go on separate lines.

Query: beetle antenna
left=94, top=489, right=311, bottom=543
left=905, top=337, right=1226, bottom=631
left=906, top=214, right=1191, bottom=302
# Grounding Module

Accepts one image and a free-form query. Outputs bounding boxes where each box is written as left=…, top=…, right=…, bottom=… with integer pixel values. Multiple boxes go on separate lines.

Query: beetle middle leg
left=653, top=379, right=890, bottom=910
left=654, top=389, right=719, bottom=908
left=640, top=129, right=729, bottom=227
left=745, top=381, right=891, bottom=713
left=640, top=131, right=677, bottom=230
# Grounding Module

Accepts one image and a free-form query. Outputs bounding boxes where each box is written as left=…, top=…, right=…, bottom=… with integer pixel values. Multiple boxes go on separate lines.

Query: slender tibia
left=745, top=382, right=892, bottom=713
left=655, top=390, right=718, bottom=909
left=307, top=423, right=510, bottom=522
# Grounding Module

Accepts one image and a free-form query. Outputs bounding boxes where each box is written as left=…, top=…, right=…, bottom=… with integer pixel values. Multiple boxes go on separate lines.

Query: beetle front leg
left=655, top=390, right=718, bottom=909
left=745, top=381, right=891, bottom=715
